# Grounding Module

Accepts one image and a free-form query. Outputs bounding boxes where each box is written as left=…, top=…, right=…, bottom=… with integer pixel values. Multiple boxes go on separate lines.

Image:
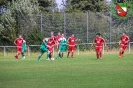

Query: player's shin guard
left=67, top=52, right=70, bottom=58
left=46, top=53, right=50, bottom=59
left=119, top=51, right=122, bottom=57
left=122, top=51, right=124, bottom=55
left=96, top=52, right=99, bottom=59
left=61, top=53, right=63, bottom=58
left=37, top=56, right=41, bottom=61
left=49, top=53, right=52, bottom=59
left=100, top=52, right=102, bottom=58
left=71, top=52, right=74, bottom=58
left=56, top=53, right=59, bottom=58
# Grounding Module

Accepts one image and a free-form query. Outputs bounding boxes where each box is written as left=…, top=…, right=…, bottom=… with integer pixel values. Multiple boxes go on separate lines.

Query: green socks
left=37, top=56, right=41, bottom=61
left=46, top=54, right=50, bottom=59
left=56, top=54, right=59, bottom=58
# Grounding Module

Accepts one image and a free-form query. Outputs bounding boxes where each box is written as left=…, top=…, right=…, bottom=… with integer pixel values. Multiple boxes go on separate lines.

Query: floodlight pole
left=109, top=12, right=112, bottom=50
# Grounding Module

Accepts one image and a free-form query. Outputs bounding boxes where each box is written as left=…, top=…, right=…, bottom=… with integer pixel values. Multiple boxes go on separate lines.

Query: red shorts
left=68, top=46, right=75, bottom=51
left=120, top=44, right=127, bottom=50
left=16, top=46, right=22, bottom=52
left=95, top=47, right=102, bottom=52
left=48, top=47, right=53, bottom=53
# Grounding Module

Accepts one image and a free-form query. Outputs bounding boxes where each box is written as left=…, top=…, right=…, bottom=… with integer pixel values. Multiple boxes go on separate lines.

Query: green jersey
left=59, top=37, right=67, bottom=46
left=40, top=38, right=48, bottom=53
left=22, top=40, right=26, bottom=52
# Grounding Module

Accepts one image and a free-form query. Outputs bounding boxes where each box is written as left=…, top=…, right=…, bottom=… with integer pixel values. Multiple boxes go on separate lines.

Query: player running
left=21, top=39, right=26, bottom=59
left=47, top=36, right=56, bottom=60
left=67, top=34, right=80, bottom=58
left=91, top=33, right=106, bottom=59
left=119, top=32, right=130, bottom=58
left=14, top=35, right=23, bottom=60
left=56, top=32, right=62, bottom=49
left=56, top=33, right=67, bottom=59
left=37, top=38, right=50, bottom=61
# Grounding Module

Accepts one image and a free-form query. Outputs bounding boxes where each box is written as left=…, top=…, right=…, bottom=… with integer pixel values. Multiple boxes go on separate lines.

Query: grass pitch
left=0, top=54, right=133, bottom=88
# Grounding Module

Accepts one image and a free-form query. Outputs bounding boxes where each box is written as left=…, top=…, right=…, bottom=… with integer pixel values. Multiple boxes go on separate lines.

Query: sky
left=55, top=0, right=65, bottom=9
left=55, top=0, right=112, bottom=9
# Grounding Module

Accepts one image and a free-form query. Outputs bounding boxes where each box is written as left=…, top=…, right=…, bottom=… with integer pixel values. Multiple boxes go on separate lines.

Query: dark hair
left=123, top=32, right=126, bottom=34
left=96, top=33, right=101, bottom=36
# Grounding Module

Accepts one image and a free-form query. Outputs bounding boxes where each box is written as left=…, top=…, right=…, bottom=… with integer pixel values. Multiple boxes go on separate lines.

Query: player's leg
left=46, top=50, right=50, bottom=60
left=37, top=49, right=44, bottom=61
left=49, top=48, right=53, bottom=60
left=67, top=46, right=71, bottom=58
left=119, top=44, right=124, bottom=57
left=21, top=52, right=25, bottom=59
left=56, top=45, right=62, bottom=59
left=71, top=46, right=75, bottom=58
left=15, top=47, right=21, bottom=60
left=95, top=47, right=99, bottom=59
left=121, top=45, right=126, bottom=56
left=99, top=48, right=102, bottom=59
left=21, top=46, right=26, bottom=59
left=61, top=45, right=66, bottom=58
left=56, top=50, right=61, bottom=59
left=119, top=48, right=123, bottom=57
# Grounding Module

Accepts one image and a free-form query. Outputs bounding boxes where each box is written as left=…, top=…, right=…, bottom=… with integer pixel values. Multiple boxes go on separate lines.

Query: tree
left=0, top=0, right=40, bottom=45
left=65, top=0, right=108, bottom=13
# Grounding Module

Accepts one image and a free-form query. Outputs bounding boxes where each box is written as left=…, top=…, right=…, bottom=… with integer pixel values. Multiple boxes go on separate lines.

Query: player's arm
left=91, top=41, right=95, bottom=47
left=103, top=39, right=107, bottom=47
left=14, top=39, right=17, bottom=45
left=119, top=40, right=121, bottom=45
left=75, top=38, right=81, bottom=42
left=126, top=37, right=130, bottom=44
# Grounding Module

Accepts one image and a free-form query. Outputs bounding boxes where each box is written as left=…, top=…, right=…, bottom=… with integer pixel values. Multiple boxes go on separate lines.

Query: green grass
left=0, top=54, right=133, bottom=88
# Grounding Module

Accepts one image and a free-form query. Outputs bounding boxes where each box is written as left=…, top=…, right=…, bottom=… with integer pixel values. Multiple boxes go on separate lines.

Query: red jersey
left=120, top=35, right=129, bottom=45
left=47, top=38, right=55, bottom=48
left=68, top=37, right=76, bottom=46
left=14, top=38, right=23, bottom=46
left=56, top=35, right=62, bottom=41
left=94, top=37, right=105, bottom=47
left=51, top=35, right=57, bottom=41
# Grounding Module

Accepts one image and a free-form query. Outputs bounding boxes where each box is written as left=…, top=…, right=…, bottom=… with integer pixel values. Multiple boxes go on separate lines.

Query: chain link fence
left=18, top=12, right=133, bottom=46
left=1, top=12, right=131, bottom=56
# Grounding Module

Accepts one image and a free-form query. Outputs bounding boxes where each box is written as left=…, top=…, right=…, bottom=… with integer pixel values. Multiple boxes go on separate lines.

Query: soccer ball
left=51, top=58, right=55, bottom=61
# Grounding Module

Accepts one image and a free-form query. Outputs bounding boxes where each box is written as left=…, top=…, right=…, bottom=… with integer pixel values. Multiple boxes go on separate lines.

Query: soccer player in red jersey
left=14, top=35, right=23, bottom=60
left=67, top=34, right=80, bottom=58
left=119, top=32, right=130, bottom=58
left=91, top=33, right=106, bottom=59
left=47, top=36, right=56, bottom=60
left=56, top=32, right=62, bottom=49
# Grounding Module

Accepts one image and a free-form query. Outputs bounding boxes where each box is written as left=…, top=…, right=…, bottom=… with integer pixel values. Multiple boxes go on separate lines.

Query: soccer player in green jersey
left=56, top=34, right=67, bottom=58
left=21, top=40, right=26, bottom=59
left=37, top=38, right=50, bottom=61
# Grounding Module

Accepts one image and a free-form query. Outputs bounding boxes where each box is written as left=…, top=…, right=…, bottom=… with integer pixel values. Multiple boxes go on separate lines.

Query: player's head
left=71, top=34, right=74, bottom=37
left=96, top=33, right=101, bottom=37
left=51, top=31, right=54, bottom=36
left=62, top=33, right=64, bottom=37
left=58, top=32, right=61, bottom=35
left=19, top=35, right=22, bottom=38
left=122, top=32, right=126, bottom=36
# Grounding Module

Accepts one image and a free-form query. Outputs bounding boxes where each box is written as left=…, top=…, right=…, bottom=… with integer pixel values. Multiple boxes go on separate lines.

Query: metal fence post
left=129, top=42, right=130, bottom=54
left=103, top=44, right=105, bottom=54
left=63, top=12, right=66, bottom=37
left=4, top=47, right=6, bottom=57
left=40, top=14, right=43, bottom=34
left=77, top=44, right=79, bottom=55
left=28, top=46, right=30, bottom=56
left=86, top=12, right=89, bottom=43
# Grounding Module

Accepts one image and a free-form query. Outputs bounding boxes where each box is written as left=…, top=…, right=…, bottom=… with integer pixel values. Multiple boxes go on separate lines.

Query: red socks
left=71, top=52, right=74, bottom=57
left=100, top=52, right=102, bottom=58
